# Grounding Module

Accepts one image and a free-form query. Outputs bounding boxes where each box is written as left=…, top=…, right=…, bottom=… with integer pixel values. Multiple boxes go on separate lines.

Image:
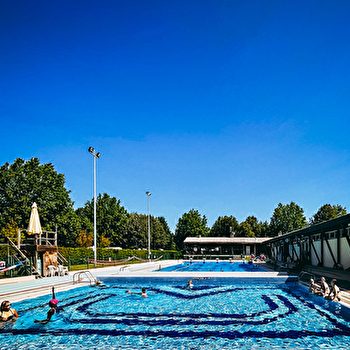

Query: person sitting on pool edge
left=34, top=287, right=59, bottom=324
left=125, top=287, right=148, bottom=298
left=320, top=277, right=330, bottom=299
left=309, top=278, right=322, bottom=295
left=328, top=279, right=341, bottom=302
left=0, top=300, right=19, bottom=321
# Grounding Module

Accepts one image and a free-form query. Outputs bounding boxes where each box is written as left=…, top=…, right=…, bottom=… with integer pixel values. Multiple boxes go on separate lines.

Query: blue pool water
left=1, top=280, right=350, bottom=349
left=159, top=261, right=266, bottom=272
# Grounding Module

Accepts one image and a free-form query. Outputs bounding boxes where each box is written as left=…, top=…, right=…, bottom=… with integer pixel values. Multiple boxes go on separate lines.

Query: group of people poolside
left=309, top=277, right=341, bottom=301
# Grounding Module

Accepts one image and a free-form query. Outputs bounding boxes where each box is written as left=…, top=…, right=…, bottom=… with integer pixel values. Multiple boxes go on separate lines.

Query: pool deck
left=1, top=260, right=349, bottom=308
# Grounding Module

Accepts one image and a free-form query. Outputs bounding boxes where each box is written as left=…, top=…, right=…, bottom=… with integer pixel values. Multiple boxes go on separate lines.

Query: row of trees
left=0, top=158, right=347, bottom=251
left=0, top=158, right=174, bottom=249
left=174, top=203, right=347, bottom=250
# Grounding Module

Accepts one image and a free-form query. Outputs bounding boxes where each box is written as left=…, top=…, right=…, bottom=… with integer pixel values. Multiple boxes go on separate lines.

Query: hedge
left=58, top=247, right=182, bottom=265
left=0, top=244, right=182, bottom=267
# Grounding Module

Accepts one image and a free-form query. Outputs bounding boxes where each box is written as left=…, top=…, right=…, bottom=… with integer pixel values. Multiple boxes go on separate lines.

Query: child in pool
left=34, top=287, right=59, bottom=324
left=126, top=287, right=148, bottom=298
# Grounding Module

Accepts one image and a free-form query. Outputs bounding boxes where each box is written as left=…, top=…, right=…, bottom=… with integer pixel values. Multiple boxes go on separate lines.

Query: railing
left=73, top=271, right=97, bottom=285
left=25, top=231, right=57, bottom=247
left=6, top=237, right=39, bottom=275
left=298, top=271, right=315, bottom=285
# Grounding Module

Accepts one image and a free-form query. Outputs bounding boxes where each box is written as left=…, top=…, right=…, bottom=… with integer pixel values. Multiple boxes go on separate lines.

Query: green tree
left=0, top=158, right=81, bottom=246
left=259, top=220, right=272, bottom=237
left=76, top=229, right=93, bottom=247
left=238, top=221, right=255, bottom=237
left=123, top=212, right=148, bottom=249
left=98, top=233, right=111, bottom=248
left=174, top=209, right=209, bottom=250
left=78, top=193, right=129, bottom=247
left=270, top=202, right=307, bottom=236
left=150, top=216, right=168, bottom=250
left=156, top=216, right=175, bottom=250
left=309, top=204, right=347, bottom=225
left=210, top=215, right=239, bottom=237
left=236, top=216, right=271, bottom=237
left=122, top=213, right=171, bottom=250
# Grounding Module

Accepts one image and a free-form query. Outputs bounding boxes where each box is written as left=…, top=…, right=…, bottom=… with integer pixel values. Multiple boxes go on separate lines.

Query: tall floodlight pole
left=146, top=191, right=151, bottom=261
left=88, top=147, right=101, bottom=267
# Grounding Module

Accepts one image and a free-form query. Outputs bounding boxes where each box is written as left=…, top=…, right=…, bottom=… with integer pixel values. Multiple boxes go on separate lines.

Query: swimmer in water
left=34, top=287, right=59, bottom=324
left=126, top=287, right=148, bottom=298
left=187, top=279, right=194, bottom=289
left=0, top=301, right=19, bottom=321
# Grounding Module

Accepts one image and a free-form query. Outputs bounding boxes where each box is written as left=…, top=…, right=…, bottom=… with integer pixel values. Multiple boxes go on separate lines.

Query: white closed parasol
left=27, top=202, right=42, bottom=235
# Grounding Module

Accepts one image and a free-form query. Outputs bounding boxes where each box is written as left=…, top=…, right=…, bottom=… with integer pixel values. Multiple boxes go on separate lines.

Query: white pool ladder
left=73, top=271, right=97, bottom=286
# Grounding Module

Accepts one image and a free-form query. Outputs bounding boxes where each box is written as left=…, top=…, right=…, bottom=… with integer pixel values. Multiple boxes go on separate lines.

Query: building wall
left=271, top=234, right=350, bottom=270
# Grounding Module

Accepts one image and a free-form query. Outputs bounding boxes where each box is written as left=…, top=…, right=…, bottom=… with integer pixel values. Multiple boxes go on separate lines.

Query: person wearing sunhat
left=34, top=287, right=59, bottom=324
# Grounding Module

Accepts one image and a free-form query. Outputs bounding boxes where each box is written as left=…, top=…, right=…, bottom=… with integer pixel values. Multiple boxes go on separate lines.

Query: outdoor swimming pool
left=158, top=260, right=266, bottom=272
left=1, top=279, right=350, bottom=349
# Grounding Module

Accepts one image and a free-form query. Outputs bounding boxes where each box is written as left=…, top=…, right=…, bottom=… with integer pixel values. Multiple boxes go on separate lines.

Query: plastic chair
left=57, top=265, right=68, bottom=276
left=47, top=265, right=58, bottom=277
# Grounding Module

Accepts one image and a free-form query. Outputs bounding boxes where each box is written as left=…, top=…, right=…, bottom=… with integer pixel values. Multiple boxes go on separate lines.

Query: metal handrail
left=298, top=271, right=315, bottom=284
left=73, top=271, right=97, bottom=285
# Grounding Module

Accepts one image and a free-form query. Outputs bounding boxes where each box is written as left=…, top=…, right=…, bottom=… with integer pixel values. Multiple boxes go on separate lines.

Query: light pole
left=88, top=146, right=101, bottom=266
left=146, top=191, right=151, bottom=261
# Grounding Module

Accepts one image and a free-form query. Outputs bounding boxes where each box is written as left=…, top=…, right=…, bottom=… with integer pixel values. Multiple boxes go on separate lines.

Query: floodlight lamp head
left=96, top=152, right=101, bottom=159
left=146, top=191, right=151, bottom=196
left=88, top=146, right=95, bottom=155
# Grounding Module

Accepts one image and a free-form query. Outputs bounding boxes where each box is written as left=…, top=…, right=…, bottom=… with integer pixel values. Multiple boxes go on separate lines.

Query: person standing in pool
left=34, top=287, right=59, bottom=324
left=126, top=287, right=148, bottom=298
left=0, top=301, right=19, bottom=321
left=187, top=280, right=194, bottom=290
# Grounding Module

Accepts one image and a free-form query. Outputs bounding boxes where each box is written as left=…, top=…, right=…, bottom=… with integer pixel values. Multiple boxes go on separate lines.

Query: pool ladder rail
left=297, top=271, right=315, bottom=286
left=73, top=271, right=98, bottom=286
left=116, top=265, right=133, bottom=274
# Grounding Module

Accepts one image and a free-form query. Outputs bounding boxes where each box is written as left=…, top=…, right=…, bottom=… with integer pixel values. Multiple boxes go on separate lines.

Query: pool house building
left=183, top=236, right=270, bottom=259
left=266, top=213, right=350, bottom=270
left=183, top=214, right=350, bottom=270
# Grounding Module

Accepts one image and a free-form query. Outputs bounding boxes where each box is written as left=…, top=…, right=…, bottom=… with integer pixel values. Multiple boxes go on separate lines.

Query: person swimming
left=34, top=287, right=59, bottom=324
left=0, top=301, right=19, bottom=321
left=126, top=287, right=148, bottom=298
left=187, top=279, right=194, bottom=289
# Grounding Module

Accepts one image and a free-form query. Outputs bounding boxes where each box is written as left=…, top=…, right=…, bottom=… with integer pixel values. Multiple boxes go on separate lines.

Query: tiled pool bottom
left=1, top=280, right=350, bottom=350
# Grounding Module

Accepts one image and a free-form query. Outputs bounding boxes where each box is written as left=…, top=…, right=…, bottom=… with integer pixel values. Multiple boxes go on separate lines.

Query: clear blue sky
left=1, top=0, right=350, bottom=232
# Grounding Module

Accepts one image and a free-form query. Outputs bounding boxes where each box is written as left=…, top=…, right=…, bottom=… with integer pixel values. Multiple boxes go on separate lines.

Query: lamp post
left=146, top=191, right=151, bottom=261
left=88, top=146, right=101, bottom=267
